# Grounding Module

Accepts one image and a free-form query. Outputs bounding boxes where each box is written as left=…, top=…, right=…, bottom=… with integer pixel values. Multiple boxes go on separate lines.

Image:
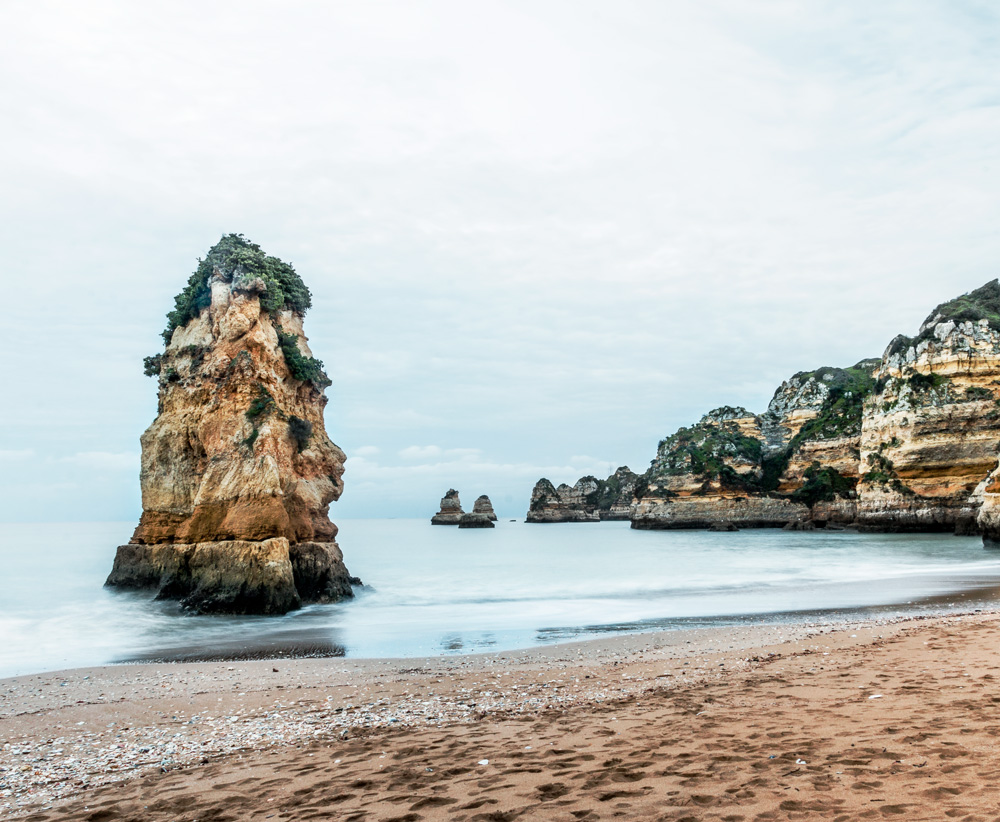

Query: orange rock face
left=107, top=235, right=354, bottom=614
left=131, top=278, right=344, bottom=546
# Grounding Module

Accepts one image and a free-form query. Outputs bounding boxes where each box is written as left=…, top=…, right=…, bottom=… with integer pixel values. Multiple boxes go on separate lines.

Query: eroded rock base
left=106, top=538, right=356, bottom=614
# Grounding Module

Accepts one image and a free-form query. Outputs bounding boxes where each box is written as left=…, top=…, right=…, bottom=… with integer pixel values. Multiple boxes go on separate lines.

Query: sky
left=1, top=0, right=999, bottom=521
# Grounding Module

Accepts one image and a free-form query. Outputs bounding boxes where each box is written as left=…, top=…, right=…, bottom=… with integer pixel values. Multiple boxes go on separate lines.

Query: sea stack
left=472, top=495, right=498, bottom=521
left=105, top=234, right=357, bottom=614
left=431, top=489, right=464, bottom=524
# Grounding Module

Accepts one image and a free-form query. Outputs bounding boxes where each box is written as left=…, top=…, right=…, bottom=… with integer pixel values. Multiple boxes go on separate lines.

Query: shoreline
left=5, top=606, right=1000, bottom=819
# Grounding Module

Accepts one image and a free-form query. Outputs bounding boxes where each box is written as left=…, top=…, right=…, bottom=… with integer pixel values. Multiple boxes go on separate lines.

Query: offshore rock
left=431, top=489, right=464, bottom=524
left=525, top=467, right=639, bottom=523
left=472, top=495, right=498, bottom=521
left=708, top=521, right=739, bottom=532
left=458, top=512, right=495, bottom=529
left=106, top=235, right=355, bottom=614
left=526, top=478, right=600, bottom=523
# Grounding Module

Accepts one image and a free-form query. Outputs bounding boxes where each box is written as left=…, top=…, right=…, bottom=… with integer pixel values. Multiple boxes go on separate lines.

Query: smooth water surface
left=2, top=519, right=1000, bottom=677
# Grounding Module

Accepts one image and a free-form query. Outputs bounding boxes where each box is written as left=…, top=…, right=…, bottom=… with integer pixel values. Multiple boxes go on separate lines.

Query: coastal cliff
left=632, top=281, right=1000, bottom=534
left=106, top=234, right=356, bottom=614
left=526, top=467, right=638, bottom=523
left=859, top=284, right=1000, bottom=533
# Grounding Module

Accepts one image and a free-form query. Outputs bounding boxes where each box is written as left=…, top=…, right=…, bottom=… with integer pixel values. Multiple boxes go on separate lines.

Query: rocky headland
left=526, top=467, right=639, bottom=522
left=431, top=489, right=465, bottom=524
left=632, top=281, right=1000, bottom=537
left=106, top=234, right=357, bottom=614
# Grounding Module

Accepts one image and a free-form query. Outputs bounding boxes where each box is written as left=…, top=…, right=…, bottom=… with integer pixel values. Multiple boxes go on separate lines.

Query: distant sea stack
left=431, top=489, right=464, bottom=524
left=106, top=234, right=357, bottom=614
left=525, top=467, right=639, bottom=522
left=472, top=495, right=498, bottom=521
left=632, top=280, right=1000, bottom=536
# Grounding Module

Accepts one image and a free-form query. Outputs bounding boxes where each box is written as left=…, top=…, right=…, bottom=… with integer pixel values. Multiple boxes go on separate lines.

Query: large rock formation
left=525, top=467, right=639, bottom=522
left=431, top=489, right=465, bottom=524
left=472, top=495, right=498, bottom=521
left=106, top=234, right=356, bottom=614
left=632, top=280, right=1000, bottom=535
left=632, top=367, right=875, bottom=531
left=858, top=289, right=1000, bottom=533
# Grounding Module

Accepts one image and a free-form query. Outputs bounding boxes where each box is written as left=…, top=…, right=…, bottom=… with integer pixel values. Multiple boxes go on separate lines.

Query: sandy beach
left=4, top=610, right=1000, bottom=820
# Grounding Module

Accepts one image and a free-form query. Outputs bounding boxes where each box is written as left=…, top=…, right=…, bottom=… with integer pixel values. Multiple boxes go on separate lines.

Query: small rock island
left=106, top=234, right=358, bottom=614
left=431, top=489, right=465, bottom=524
left=472, top=495, right=498, bottom=521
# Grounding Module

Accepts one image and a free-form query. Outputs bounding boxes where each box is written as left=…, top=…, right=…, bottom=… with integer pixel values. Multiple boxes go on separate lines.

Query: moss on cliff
left=790, top=366, right=874, bottom=443
left=651, top=419, right=763, bottom=489
left=162, top=234, right=313, bottom=345
left=276, top=327, right=332, bottom=389
left=887, top=280, right=1000, bottom=356
left=790, top=462, right=856, bottom=508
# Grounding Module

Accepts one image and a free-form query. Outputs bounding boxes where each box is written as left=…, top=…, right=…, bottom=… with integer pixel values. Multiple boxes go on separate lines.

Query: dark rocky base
left=526, top=512, right=600, bottom=523
left=458, top=513, right=495, bottom=528
left=106, top=538, right=357, bottom=615
left=431, top=514, right=463, bottom=525
left=631, top=518, right=798, bottom=531
left=708, top=522, right=739, bottom=532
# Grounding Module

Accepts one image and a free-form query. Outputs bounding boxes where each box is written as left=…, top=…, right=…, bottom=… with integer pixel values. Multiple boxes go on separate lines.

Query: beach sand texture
left=5, top=613, right=1000, bottom=820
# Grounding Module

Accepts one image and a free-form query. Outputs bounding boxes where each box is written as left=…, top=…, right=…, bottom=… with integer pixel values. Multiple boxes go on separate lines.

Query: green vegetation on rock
left=143, top=354, right=162, bottom=377
left=790, top=366, right=874, bottom=444
left=790, top=462, right=856, bottom=508
left=161, top=234, right=312, bottom=345
left=276, top=328, right=332, bottom=389
left=288, top=416, right=313, bottom=452
left=651, top=418, right=764, bottom=492
left=887, top=280, right=1000, bottom=356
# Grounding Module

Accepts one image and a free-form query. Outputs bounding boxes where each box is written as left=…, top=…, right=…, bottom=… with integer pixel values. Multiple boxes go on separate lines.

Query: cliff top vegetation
left=162, top=234, right=313, bottom=345
left=889, top=280, right=1000, bottom=356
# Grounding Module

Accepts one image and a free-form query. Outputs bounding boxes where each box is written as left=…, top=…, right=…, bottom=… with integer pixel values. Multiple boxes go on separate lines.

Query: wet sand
left=4, top=611, right=1000, bottom=820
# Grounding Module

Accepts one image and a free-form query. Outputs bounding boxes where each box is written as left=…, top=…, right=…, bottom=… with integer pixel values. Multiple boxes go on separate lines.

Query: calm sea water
left=2, top=519, right=1000, bottom=678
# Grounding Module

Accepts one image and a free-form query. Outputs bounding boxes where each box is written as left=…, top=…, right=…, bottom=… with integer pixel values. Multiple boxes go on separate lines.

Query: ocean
left=2, top=519, right=1000, bottom=678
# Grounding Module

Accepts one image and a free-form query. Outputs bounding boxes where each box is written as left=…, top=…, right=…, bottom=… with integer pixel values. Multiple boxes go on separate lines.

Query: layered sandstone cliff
left=632, top=280, right=1000, bottom=534
left=632, top=364, right=877, bottom=529
left=106, top=234, right=356, bottom=614
left=859, top=286, right=1000, bottom=533
left=525, top=467, right=639, bottom=523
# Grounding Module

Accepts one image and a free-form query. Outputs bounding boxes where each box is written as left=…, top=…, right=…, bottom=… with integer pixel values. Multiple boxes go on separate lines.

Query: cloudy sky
left=1, top=0, right=998, bottom=520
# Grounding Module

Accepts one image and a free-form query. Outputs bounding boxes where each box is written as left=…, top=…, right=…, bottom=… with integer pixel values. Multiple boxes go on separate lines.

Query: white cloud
left=398, top=445, right=443, bottom=460
left=352, top=445, right=380, bottom=457
left=0, top=450, right=34, bottom=461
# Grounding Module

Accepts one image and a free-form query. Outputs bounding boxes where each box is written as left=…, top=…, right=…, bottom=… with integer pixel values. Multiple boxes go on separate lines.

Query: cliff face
left=525, top=467, right=638, bottom=523
left=632, top=280, right=1000, bottom=535
left=633, top=364, right=875, bottom=529
left=858, top=295, right=1000, bottom=533
left=106, top=235, right=355, bottom=614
